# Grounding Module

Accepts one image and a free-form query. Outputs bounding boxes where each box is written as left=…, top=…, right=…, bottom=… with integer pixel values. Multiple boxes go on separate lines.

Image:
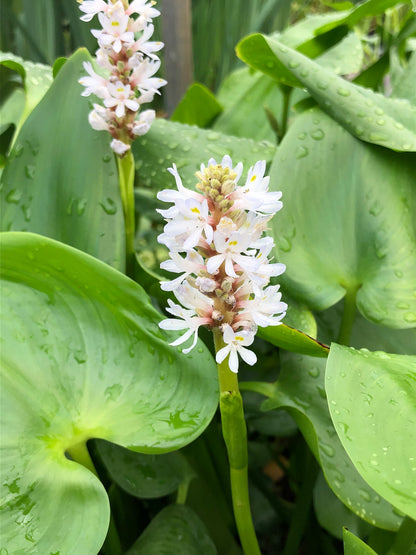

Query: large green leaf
left=236, top=35, right=416, bottom=151
left=269, top=108, right=416, bottom=328
left=326, top=344, right=416, bottom=520
left=0, top=232, right=218, bottom=554
left=171, top=83, right=223, bottom=128
left=257, top=352, right=402, bottom=530
left=126, top=504, right=217, bottom=555
left=0, top=48, right=125, bottom=271
left=132, top=118, right=276, bottom=192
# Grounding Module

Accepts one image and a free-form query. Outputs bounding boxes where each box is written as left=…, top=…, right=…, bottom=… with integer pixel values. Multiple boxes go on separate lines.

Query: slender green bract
left=213, top=329, right=261, bottom=555
left=117, top=150, right=136, bottom=277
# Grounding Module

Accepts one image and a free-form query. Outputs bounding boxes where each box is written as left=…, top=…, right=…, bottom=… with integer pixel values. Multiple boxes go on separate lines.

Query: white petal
left=238, top=346, right=257, bottom=366
left=206, top=254, right=224, bottom=275
left=228, top=350, right=239, bottom=373
left=215, top=345, right=230, bottom=364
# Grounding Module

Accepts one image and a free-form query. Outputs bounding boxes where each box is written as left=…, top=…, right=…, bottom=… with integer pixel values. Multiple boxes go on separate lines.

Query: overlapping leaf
left=0, top=232, right=218, bottom=554
left=326, top=344, right=416, bottom=520
left=237, top=35, right=416, bottom=151
left=269, top=108, right=416, bottom=328
left=0, top=48, right=125, bottom=271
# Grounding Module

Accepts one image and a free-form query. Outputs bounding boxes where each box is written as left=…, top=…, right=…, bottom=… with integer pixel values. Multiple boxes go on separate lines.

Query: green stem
left=282, top=447, right=318, bottom=555
left=337, top=286, right=359, bottom=346
left=386, top=516, right=416, bottom=555
left=213, top=329, right=261, bottom=555
left=117, top=151, right=136, bottom=277
left=279, top=85, right=292, bottom=141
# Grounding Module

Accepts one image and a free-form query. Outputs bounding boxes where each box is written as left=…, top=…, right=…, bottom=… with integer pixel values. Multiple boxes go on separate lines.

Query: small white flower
left=215, top=325, right=257, bottom=373
left=207, top=230, right=260, bottom=278
left=159, top=299, right=212, bottom=354
left=104, top=81, right=139, bottom=118
left=232, top=160, right=283, bottom=214
left=88, top=104, right=111, bottom=131
left=79, top=0, right=111, bottom=22
left=130, top=58, right=167, bottom=94
left=160, top=250, right=205, bottom=292
left=92, top=5, right=134, bottom=53
left=110, top=139, right=130, bottom=155
left=130, top=24, right=164, bottom=60
left=79, top=61, right=109, bottom=98
left=132, top=109, right=155, bottom=136
left=238, top=285, right=287, bottom=327
left=157, top=164, right=205, bottom=204
left=162, top=198, right=214, bottom=250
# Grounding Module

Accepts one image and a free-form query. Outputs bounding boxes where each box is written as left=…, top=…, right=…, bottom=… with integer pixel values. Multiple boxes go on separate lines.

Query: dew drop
left=265, top=61, right=275, bottom=69
left=300, top=69, right=308, bottom=77
left=310, top=129, right=324, bottom=140
left=394, top=122, right=404, bottom=129
left=317, top=81, right=328, bottom=90
left=6, top=189, right=22, bottom=204
left=25, top=165, right=35, bottom=179
left=102, top=154, right=111, bottom=163
left=297, top=132, right=306, bottom=140
left=77, top=198, right=87, bottom=216
left=358, top=488, right=372, bottom=502
left=320, top=443, right=335, bottom=457
left=337, top=88, right=350, bottom=97
left=376, top=118, right=385, bottom=126
left=288, top=61, right=299, bottom=69
left=99, top=198, right=117, bottom=215
left=396, top=301, right=409, bottom=309
left=369, top=132, right=388, bottom=141
left=308, top=367, right=320, bottom=378
left=404, top=313, right=416, bottom=323
left=295, top=146, right=308, bottom=159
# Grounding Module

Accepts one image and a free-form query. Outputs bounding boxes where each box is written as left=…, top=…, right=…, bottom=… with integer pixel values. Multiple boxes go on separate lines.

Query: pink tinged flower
left=127, top=0, right=160, bottom=20
left=232, top=160, right=283, bottom=214
left=215, top=325, right=257, bottom=373
left=79, top=62, right=109, bottom=98
left=110, top=139, right=130, bottom=156
left=239, top=286, right=287, bottom=327
left=207, top=230, right=260, bottom=278
left=104, top=81, right=139, bottom=118
left=160, top=250, right=206, bottom=292
left=129, top=59, right=166, bottom=93
left=92, top=6, right=134, bottom=53
left=78, top=0, right=110, bottom=22
left=157, top=164, right=205, bottom=204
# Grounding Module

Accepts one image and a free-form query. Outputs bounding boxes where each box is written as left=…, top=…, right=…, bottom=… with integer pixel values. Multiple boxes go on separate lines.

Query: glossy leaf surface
left=269, top=108, right=416, bottom=328
left=343, top=528, right=377, bottom=555
left=0, top=232, right=218, bottom=554
left=326, top=344, right=416, bottom=520
left=260, top=352, right=401, bottom=530
left=0, top=48, right=125, bottom=271
left=171, top=83, right=223, bottom=128
left=126, top=504, right=217, bottom=554
left=258, top=324, right=329, bottom=357
left=237, top=35, right=416, bottom=151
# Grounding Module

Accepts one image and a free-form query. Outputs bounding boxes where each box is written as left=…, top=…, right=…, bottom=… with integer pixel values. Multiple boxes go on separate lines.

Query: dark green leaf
left=171, top=83, right=223, bottom=128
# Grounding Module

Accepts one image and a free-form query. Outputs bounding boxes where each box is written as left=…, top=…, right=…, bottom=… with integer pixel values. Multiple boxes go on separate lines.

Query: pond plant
left=0, top=0, right=415, bottom=554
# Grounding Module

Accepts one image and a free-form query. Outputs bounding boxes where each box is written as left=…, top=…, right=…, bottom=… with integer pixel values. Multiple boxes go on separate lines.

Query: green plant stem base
left=213, top=329, right=261, bottom=555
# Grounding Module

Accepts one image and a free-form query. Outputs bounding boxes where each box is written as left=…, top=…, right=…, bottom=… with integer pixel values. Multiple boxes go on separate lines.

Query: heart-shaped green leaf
left=237, top=35, right=416, bottom=151
left=132, top=118, right=276, bottom=192
left=126, top=504, right=217, bottom=554
left=94, top=440, right=194, bottom=499
left=258, top=352, right=402, bottom=530
left=326, top=344, right=416, bottom=520
left=0, top=48, right=125, bottom=271
left=0, top=232, right=218, bottom=554
left=269, top=108, right=416, bottom=328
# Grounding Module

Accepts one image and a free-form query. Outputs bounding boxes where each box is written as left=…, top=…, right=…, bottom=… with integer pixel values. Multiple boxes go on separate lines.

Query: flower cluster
left=78, top=0, right=166, bottom=156
left=157, top=156, right=287, bottom=373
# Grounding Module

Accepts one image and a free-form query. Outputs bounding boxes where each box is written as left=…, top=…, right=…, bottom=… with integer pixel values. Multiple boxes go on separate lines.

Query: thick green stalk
left=117, top=151, right=136, bottom=277
left=337, top=285, right=359, bottom=346
left=386, top=516, right=416, bottom=555
left=213, top=329, right=261, bottom=555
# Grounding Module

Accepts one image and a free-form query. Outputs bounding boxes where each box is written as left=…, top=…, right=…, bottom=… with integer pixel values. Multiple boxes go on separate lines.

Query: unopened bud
left=221, top=278, right=233, bottom=292
left=212, top=310, right=224, bottom=322
left=221, top=179, right=235, bottom=195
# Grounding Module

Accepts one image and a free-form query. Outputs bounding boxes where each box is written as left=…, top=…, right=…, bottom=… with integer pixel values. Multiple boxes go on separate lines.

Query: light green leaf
left=132, top=118, right=276, bottom=192
left=315, top=32, right=363, bottom=75
left=343, top=528, right=377, bottom=555
left=260, top=352, right=402, bottom=530
left=236, top=35, right=416, bottom=151
left=0, top=232, right=218, bottom=554
left=392, top=51, right=416, bottom=105
left=171, top=83, right=223, bottom=128
left=0, top=48, right=126, bottom=271
left=126, top=504, right=217, bottom=555
left=0, top=52, right=53, bottom=138
left=326, top=344, right=416, bottom=520
left=270, top=108, right=416, bottom=328
left=94, top=439, right=194, bottom=499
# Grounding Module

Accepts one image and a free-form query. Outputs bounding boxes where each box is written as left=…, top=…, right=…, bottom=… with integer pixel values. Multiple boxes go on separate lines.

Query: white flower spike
left=78, top=0, right=165, bottom=156
left=158, top=157, right=286, bottom=373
